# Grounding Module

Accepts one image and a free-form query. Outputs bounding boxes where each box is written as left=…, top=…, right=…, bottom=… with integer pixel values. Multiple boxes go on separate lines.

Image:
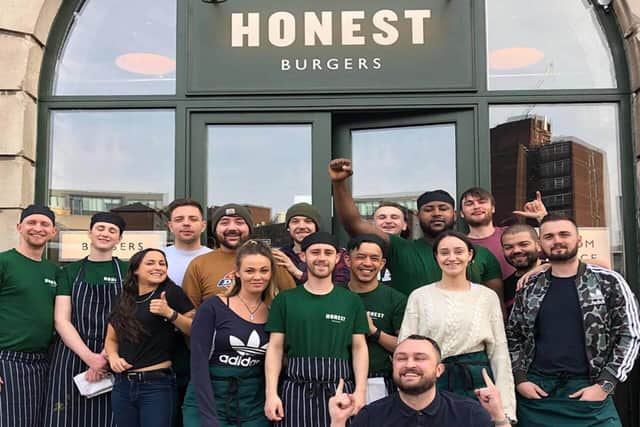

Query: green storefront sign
left=187, top=0, right=476, bottom=94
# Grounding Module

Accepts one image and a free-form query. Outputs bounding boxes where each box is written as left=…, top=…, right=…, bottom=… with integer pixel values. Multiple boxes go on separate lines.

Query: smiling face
left=17, top=214, right=57, bottom=250
left=288, top=216, right=317, bottom=244
left=135, top=250, right=168, bottom=286
left=345, top=242, right=385, bottom=285
left=501, top=231, right=540, bottom=271
left=434, top=235, right=473, bottom=278
left=168, top=205, right=207, bottom=245
left=215, top=216, right=250, bottom=250
left=393, top=338, right=444, bottom=395
left=418, top=202, right=455, bottom=238
left=235, top=253, right=272, bottom=295
left=373, top=206, right=407, bottom=236
left=300, top=243, right=338, bottom=279
left=461, top=194, right=495, bottom=227
left=89, top=221, right=122, bottom=252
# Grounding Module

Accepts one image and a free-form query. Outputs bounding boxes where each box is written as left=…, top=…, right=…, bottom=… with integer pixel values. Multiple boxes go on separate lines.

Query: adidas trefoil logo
left=219, top=330, right=268, bottom=367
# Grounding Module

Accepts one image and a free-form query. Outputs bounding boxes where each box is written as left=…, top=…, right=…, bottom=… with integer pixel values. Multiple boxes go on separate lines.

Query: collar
left=396, top=389, right=442, bottom=417
left=543, top=261, right=587, bottom=281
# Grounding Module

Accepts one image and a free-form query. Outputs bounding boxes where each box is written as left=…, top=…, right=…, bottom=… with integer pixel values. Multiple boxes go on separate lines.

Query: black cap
left=417, top=190, right=455, bottom=210
left=90, top=212, right=126, bottom=234
left=300, top=231, right=338, bottom=252
left=20, top=205, right=55, bottom=225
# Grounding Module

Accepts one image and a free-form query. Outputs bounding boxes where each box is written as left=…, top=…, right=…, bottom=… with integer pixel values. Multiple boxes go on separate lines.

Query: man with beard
left=329, top=158, right=502, bottom=297
left=343, top=234, right=407, bottom=403
left=265, top=232, right=369, bottom=427
left=273, top=202, right=350, bottom=286
left=182, top=203, right=294, bottom=307
left=500, top=224, right=541, bottom=315
left=0, top=205, right=59, bottom=427
left=163, top=199, right=211, bottom=287
left=460, top=188, right=547, bottom=281
left=507, top=214, right=640, bottom=426
left=328, top=335, right=509, bottom=426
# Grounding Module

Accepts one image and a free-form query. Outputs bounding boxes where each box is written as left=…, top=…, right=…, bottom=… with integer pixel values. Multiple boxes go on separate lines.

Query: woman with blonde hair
left=399, top=230, right=516, bottom=424
left=183, top=239, right=278, bottom=426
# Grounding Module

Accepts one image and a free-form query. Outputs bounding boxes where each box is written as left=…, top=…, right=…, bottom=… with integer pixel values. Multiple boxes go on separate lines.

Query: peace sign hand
left=474, top=368, right=507, bottom=421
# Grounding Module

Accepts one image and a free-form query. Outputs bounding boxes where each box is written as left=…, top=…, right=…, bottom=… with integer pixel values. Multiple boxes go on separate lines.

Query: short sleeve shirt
left=56, top=258, right=128, bottom=296
left=266, top=285, right=369, bottom=359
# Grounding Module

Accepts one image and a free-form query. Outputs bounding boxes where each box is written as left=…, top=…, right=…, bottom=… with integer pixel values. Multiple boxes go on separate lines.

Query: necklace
left=136, top=288, right=157, bottom=304
left=237, top=295, right=263, bottom=321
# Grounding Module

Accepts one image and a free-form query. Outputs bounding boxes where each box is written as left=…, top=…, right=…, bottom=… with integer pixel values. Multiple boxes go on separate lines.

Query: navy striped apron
left=0, top=350, right=48, bottom=427
left=42, top=258, right=123, bottom=427
left=277, top=357, right=354, bottom=427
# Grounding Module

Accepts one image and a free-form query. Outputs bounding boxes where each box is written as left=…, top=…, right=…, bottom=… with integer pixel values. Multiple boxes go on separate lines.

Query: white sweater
left=399, top=282, right=516, bottom=421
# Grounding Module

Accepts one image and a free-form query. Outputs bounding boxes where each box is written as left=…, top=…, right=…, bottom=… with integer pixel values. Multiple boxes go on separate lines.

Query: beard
left=464, top=214, right=492, bottom=227
left=216, top=231, right=248, bottom=250
left=419, top=218, right=454, bottom=239
left=394, top=368, right=437, bottom=396
left=506, top=250, right=539, bottom=270
left=543, top=244, right=579, bottom=262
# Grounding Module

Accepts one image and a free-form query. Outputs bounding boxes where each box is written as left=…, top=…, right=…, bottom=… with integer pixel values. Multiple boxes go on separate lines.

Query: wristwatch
left=165, top=310, right=178, bottom=322
left=367, top=328, right=381, bottom=343
left=598, top=380, right=615, bottom=395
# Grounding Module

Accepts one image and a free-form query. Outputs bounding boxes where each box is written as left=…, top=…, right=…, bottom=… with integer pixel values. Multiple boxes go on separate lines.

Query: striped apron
left=182, top=364, right=268, bottom=427
left=0, top=350, right=48, bottom=427
left=42, top=258, right=123, bottom=427
left=437, top=351, right=494, bottom=401
left=517, top=371, right=621, bottom=427
left=278, top=357, right=354, bottom=427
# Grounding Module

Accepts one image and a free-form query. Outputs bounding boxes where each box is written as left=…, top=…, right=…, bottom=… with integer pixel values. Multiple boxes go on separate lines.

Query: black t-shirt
left=532, top=275, right=590, bottom=375
left=352, top=391, right=492, bottom=427
left=117, top=281, right=194, bottom=370
left=503, top=273, right=518, bottom=317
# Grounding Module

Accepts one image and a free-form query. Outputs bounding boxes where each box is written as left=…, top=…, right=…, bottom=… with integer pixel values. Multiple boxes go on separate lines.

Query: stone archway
left=0, top=0, right=640, bottom=250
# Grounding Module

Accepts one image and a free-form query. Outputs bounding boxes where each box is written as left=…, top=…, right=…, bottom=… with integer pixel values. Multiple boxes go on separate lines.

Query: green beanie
left=285, top=202, right=321, bottom=229
left=211, top=203, right=254, bottom=233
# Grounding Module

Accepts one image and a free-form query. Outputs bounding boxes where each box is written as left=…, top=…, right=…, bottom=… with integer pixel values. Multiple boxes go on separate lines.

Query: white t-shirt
left=163, top=245, right=212, bottom=286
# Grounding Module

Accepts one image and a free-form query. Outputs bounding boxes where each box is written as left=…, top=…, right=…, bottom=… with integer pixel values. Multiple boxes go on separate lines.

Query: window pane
left=207, top=125, right=312, bottom=247
left=351, top=124, right=456, bottom=238
left=489, top=104, right=623, bottom=271
left=486, top=0, right=615, bottom=90
left=49, top=110, right=175, bottom=261
left=54, top=0, right=176, bottom=95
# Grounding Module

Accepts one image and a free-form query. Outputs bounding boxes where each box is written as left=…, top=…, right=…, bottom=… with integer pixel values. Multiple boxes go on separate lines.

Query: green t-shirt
left=57, top=258, right=129, bottom=296
left=0, top=249, right=59, bottom=352
left=347, top=283, right=407, bottom=376
left=386, top=234, right=502, bottom=296
left=266, top=285, right=369, bottom=359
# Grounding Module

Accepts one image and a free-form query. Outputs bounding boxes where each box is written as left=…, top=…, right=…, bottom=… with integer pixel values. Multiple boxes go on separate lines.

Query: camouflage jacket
left=507, top=262, right=640, bottom=386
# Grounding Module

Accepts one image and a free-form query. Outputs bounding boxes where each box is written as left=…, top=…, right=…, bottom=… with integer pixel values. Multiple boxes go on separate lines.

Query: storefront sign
left=58, top=231, right=168, bottom=261
left=577, top=227, right=611, bottom=268
left=187, top=0, right=476, bottom=94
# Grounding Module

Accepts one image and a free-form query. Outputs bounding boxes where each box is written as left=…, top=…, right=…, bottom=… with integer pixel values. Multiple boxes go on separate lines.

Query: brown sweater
left=182, top=249, right=295, bottom=308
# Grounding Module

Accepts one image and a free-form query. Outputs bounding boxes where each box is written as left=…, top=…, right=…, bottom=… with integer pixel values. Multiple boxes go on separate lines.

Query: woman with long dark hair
left=183, top=240, right=277, bottom=427
left=105, top=248, right=194, bottom=427
left=399, top=230, right=516, bottom=422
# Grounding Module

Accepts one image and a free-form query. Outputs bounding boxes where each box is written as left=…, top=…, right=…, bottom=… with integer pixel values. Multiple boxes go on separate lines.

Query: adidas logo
left=219, top=330, right=268, bottom=367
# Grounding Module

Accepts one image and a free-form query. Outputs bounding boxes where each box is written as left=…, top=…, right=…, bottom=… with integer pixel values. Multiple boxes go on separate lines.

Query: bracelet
left=367, top=328, right=381, bottom=343
left=165, top=310, right=178, bottom=322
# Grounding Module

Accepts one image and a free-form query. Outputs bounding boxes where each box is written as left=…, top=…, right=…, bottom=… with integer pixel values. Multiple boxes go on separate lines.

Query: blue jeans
left=111, top=370, right=177, bottom=427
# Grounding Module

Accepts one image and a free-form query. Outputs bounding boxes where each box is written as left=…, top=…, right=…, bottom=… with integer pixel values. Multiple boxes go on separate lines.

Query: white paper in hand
left=73, top=371, right=114, bottom=398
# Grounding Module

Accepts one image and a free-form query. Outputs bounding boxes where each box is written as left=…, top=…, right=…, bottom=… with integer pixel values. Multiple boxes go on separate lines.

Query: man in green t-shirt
left=329, top=158, right=503, bottom=299
left=343, top=234, right=407, bottom=404
left=265, top=232, right=369, bottom=427
left=0, top=205, right=59, bottom=427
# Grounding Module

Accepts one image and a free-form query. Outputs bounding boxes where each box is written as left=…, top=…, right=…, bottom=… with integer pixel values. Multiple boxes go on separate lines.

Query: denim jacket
left=507, top=262, right=640, bottom=386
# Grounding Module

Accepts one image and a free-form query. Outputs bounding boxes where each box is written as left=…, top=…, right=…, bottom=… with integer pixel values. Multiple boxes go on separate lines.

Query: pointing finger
left=536, top=191, right=542, bottom=202
left=335, top=378, right=344, bottom=396
left=481, top=368, right=495, bottom=388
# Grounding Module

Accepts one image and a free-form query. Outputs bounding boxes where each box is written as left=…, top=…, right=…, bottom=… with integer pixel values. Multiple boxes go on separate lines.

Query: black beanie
left=300, top=231, right=338, bottom=252
left=20, top=205, right=55, bottom=225
left=417, top=190, right=455, bottom=210
left=90, top=212, right=126, bottom=234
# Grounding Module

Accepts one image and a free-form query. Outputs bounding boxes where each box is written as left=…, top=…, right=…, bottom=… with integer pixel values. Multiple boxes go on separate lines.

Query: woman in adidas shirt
left=183, top=240, right=278, bottom=426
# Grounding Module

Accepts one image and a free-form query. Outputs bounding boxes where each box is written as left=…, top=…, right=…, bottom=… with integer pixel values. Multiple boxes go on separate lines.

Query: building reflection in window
left=490, top=104, right=622, bottom=271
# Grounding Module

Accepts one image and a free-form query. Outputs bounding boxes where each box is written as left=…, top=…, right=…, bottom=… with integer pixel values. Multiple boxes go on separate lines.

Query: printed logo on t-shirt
left=219, top=330, right=268, bottom=367
left=325, top=313, right=346, bottom=323
left=216, top=271, right=235, bottom=289
left=367, top=311, right=385, bottom=320
left=103, top=276, right=118, bottom=283
left=44, top=278, right=57, bottom=288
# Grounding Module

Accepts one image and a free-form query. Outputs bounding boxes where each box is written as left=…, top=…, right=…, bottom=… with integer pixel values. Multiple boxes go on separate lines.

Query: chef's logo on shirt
left=103, top=276, right=117, bottom=283
left=220, top=330, right=268, bottom=367
left=44, top=278, right=57, bottom=288
left=216, top=271, right=235, bottom=289
left=368, top=311, right=385, bottom=320
left=325, top=313, right=346, bottom=323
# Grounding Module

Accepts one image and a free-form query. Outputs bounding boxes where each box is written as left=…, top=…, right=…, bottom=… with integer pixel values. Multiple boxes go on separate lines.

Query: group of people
left=1, top=157, right=639, bottom=427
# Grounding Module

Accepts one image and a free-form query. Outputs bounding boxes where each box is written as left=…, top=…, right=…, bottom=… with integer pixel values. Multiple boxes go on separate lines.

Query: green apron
left=437, top=351, right=494, bottom=401
left=182, top=364, right=269, bottom=427
left=517, top=372, right=621, bottom=427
